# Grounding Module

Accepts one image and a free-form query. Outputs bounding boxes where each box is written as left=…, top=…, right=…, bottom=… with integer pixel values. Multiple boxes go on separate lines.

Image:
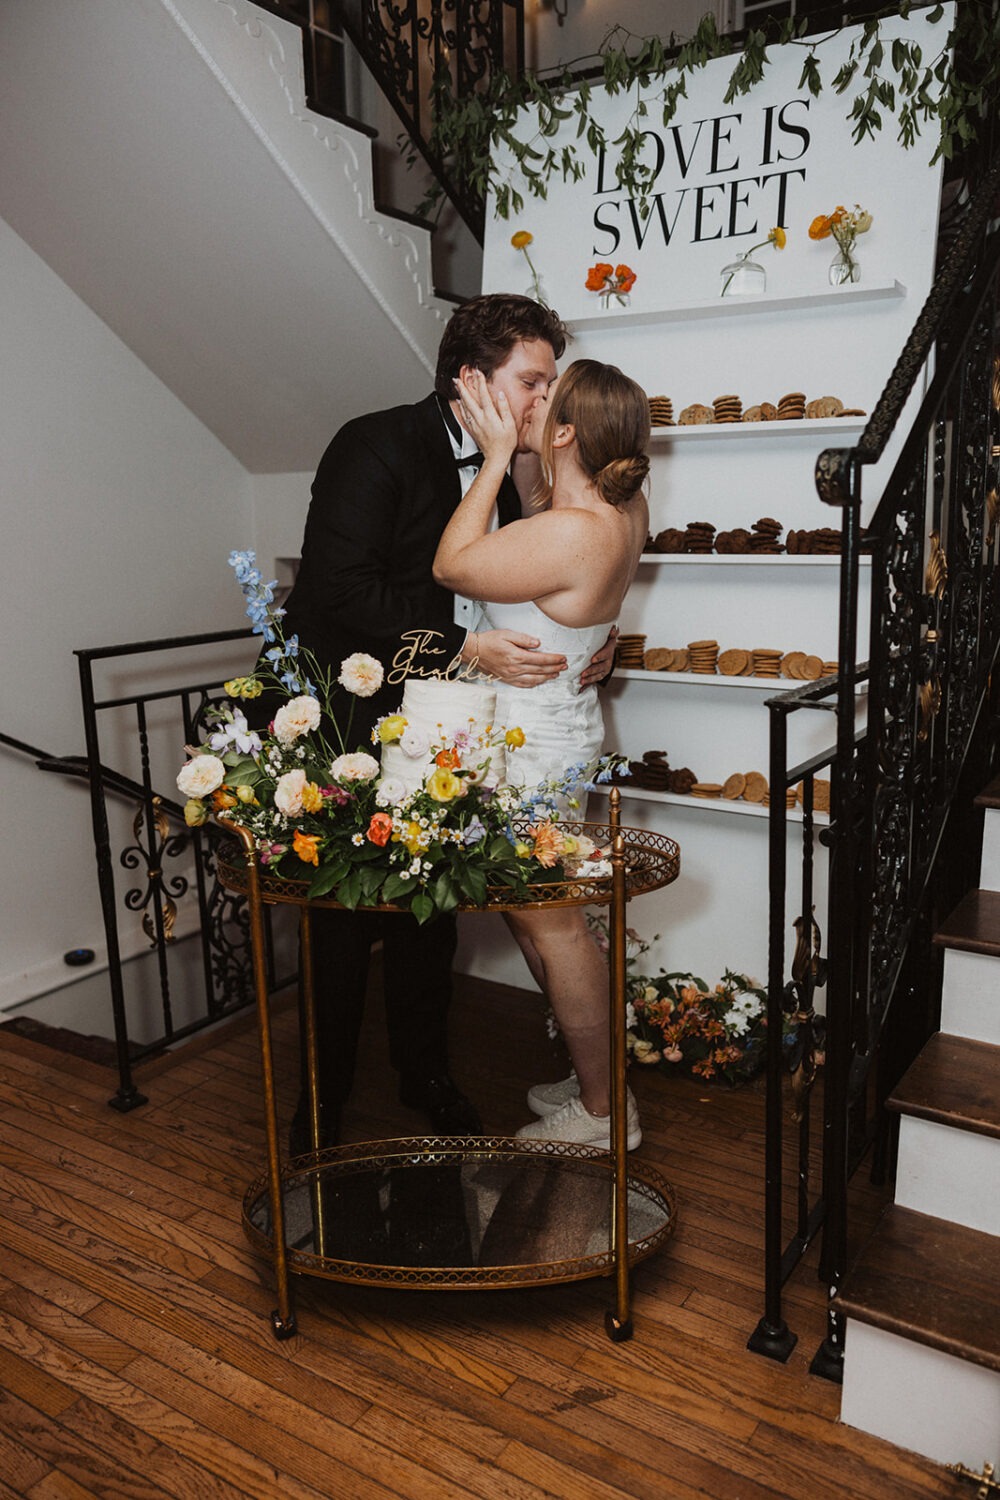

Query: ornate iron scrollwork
left=121, top=797, right=189, bottom=947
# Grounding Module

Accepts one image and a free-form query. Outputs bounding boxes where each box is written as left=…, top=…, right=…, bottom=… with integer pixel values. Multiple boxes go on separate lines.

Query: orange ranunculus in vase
left=586, top=262, right=636, bottom=308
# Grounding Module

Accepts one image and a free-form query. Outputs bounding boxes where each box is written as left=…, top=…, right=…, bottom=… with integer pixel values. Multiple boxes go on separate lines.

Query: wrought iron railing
left=1, top=630, right=294, bottom=1111
left=248, top=0, right=523, bottom=240
left=750, top=153, right=1000, bottom=1376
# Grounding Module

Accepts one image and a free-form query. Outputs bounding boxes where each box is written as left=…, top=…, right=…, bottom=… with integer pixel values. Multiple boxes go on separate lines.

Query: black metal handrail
left=247, top=0, right=523, bottom=241
left=751, top=154, right=1000, bottom=1375
left=64, top=627, right=278, bottom=1109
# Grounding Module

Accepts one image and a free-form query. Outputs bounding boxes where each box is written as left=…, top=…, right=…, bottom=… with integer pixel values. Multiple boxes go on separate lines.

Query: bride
left=433, top=358, right=650, bottom=1148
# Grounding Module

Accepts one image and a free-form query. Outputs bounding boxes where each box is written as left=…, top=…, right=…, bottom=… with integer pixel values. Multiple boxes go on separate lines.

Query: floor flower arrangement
left=177, top=552, right=619, bottom=922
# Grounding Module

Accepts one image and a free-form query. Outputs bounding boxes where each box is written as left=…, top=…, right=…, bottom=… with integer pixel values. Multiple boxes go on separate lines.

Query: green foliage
left=415, top=2, right=995, bottom=223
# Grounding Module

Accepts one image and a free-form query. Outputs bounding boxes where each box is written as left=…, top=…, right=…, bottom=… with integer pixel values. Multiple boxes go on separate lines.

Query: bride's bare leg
left=503, top=911, right=547, bottom=996
left=505, top=907, right=609, bottom=1117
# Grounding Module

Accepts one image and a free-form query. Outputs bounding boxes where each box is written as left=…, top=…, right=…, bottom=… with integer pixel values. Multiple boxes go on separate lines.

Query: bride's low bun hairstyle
left=539, top=359, right=649, bottom=509
left=595, top=453, right=650, bottom=508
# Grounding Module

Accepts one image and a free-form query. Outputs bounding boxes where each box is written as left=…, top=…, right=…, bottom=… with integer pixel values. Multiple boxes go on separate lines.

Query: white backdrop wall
left=0, top=216, right=253, bottom=1015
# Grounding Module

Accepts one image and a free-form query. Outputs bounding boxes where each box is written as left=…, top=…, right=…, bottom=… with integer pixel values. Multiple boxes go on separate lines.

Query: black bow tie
left=456, top=451, right=484, bottom=470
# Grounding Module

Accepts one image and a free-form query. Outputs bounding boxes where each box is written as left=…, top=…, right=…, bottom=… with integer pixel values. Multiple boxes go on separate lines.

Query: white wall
left=0, top=215, right=254, bottom=1015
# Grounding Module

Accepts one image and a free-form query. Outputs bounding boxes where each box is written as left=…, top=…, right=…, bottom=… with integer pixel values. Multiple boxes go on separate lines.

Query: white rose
left=399, top=726, right=429, bottom=760
left=338, top=653, right=384, bottom=697
left=375, top=776, right=409, bottom=808
left=274, top=768, right=307, bottom=816
left=177, top=754, right=226, bottom=798
left=272, top=695, right=321, bottom=747
left=330, top=752, right=380, bottom=783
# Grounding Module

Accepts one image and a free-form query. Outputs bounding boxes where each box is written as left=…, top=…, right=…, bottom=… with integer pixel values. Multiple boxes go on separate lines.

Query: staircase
left=836, top=774, right=1000, bottom=1469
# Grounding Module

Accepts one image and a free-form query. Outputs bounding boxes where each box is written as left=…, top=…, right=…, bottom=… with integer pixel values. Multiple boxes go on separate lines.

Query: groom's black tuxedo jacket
left=278, top=392, right=521, bottom=748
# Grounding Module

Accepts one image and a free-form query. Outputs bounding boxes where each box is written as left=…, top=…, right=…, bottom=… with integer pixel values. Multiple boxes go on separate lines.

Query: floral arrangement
left=176, top=552, right=618, bottom=922
left=511, top=230, right=547, bottom=306
left=580, top=917, right=809, bottom=1086
left=585, top=262, right=637, bottom=308
left=809, top=204, right=872, bottom=285
left=720, top=225, right=786, bottom=297
left=627, top=969, right=774, bottom=1084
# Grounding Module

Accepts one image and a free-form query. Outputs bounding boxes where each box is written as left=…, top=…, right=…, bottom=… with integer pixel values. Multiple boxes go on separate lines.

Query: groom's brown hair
left=434, top=293, right=567, bottom=398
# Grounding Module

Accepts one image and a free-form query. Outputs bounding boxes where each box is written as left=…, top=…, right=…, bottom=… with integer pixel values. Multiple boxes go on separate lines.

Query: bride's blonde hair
left=535, top=359, right=649, bottom=509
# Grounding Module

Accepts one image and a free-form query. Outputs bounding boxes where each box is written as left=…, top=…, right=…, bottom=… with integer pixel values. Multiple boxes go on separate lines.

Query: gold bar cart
left=218, top=790, right=680, bottom=1341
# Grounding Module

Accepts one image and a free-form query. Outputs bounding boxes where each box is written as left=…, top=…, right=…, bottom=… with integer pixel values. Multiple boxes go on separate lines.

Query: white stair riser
left=896, top=1116, right=1000, bottom=1235
left=981, top=807, right=1000, bottom=891
left=940, top=949, right=1000, bottom=1045
left=841, top=1321, right=1000, bottom=1468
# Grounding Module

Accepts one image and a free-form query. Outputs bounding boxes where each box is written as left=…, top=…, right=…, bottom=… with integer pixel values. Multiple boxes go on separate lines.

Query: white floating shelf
left=590, top=783, right=828, bottom=822
left=568, top=279, right=906, bottom=332
left=650, top=416, right=867, bottom=441
left=614, top=668, right=799, bottom=690
left=638, top=552, right=871, bottom=566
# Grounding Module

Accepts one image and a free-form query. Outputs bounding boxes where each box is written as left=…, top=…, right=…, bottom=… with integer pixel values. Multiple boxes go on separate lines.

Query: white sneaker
left=515, top=1091, right=642, bottom=1151
left=526, top=1072, right=580, bottom=1117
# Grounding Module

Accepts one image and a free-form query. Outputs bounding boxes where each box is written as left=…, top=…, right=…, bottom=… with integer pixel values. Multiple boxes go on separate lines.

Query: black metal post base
left=605, top=1312, right=633, bottom=1342
left=107, top=1086, right=148, bottom=1113
left=809, top=1337, right=844, bottom=1382
left=747, top=1317, right=797, bottom=1362
left=270, top=1309, right=297, bottom=1341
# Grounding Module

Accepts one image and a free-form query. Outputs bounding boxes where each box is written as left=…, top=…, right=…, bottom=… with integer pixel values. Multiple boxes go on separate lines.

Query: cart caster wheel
left=271, top=1309, right=297, bottom=1340
left=605, top=1312, right=633, bottom=1342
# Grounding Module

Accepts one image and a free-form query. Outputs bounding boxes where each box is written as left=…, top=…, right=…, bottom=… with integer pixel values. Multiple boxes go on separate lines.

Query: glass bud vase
left=720, top=257, right=766, bottom=297
left=829, top=244, right=860, bottom=286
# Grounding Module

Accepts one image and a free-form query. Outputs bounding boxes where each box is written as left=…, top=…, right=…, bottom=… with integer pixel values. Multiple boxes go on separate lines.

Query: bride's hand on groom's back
left=465, top=628, right=567, bottom=687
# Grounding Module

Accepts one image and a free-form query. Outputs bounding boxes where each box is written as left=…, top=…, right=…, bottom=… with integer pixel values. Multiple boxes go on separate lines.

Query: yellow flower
left=224, top=676, right=263, bottom=699
left=397, top=820, right=430, bottom=856
left=511, top=230, right=533, bottom=249
left=505, top=726, right=525, bottom=749
left=235, top=785, right=258, bottom=805
left=292, top=829, right=321, bottom=866
left=426, top=766, right=462, bottom=802
left=377, top=714, right=408, bottom=744
left=770, top=226, right=786, bottom=250
left=300, top=780, right=324, bottom=814
left=513, top=841, right=532, bottom=859
left=183, top=798, right=208, bottom=827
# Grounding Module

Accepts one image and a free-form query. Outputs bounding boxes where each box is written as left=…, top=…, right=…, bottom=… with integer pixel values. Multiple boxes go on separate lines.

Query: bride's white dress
left=481, top=599, right=613, bottom=794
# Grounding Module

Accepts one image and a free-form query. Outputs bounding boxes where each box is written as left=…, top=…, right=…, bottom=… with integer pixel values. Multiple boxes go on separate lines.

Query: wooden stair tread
left=932, top=887, right=1000, bottom=955
left=887, top=1032, right=1000, bottom=1139
left=836, top=1205, right=1000, bottom=1371
left=974, top=771, right=1000, bottom=809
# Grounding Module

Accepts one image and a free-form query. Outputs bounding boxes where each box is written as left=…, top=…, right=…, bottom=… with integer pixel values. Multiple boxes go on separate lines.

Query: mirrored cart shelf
left=639, top=553, right=872, bottom=566
left=650, top=416, right=867, bottom=441
left=590, top=783, right=829, bottom=822
left=568, top=279, right=905, bottom=331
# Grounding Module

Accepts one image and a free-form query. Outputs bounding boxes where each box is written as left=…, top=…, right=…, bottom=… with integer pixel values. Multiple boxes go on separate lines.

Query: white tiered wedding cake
left=378, top=678, right=506, bottom=796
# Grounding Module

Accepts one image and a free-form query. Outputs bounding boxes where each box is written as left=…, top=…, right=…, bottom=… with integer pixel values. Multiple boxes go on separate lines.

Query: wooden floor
left=0, top=969, right=954, bottom=1500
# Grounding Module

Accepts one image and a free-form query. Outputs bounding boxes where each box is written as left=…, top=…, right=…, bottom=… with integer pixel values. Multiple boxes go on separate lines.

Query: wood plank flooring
left=0, top=967, right=952, bottom=1499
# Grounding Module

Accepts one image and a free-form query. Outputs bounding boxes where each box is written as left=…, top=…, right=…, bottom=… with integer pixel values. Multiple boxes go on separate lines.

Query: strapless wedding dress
left=481, top=599, right=613, bottom=794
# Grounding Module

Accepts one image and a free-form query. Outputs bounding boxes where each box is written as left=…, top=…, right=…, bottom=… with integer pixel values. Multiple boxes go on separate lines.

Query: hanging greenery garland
left=415, top=2, right=998, bottom=224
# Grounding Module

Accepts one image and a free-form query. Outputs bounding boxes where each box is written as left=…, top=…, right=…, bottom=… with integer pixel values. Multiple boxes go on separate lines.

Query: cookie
left=678, top=403, right=715, bottom=425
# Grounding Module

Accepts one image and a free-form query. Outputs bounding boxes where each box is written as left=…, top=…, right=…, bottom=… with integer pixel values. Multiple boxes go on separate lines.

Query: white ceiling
left=0, top=0, right=451, bottom=472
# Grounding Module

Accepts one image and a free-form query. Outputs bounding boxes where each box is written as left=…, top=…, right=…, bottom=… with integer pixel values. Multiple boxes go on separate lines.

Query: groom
left=276, top=293, right=609, bottom=1146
